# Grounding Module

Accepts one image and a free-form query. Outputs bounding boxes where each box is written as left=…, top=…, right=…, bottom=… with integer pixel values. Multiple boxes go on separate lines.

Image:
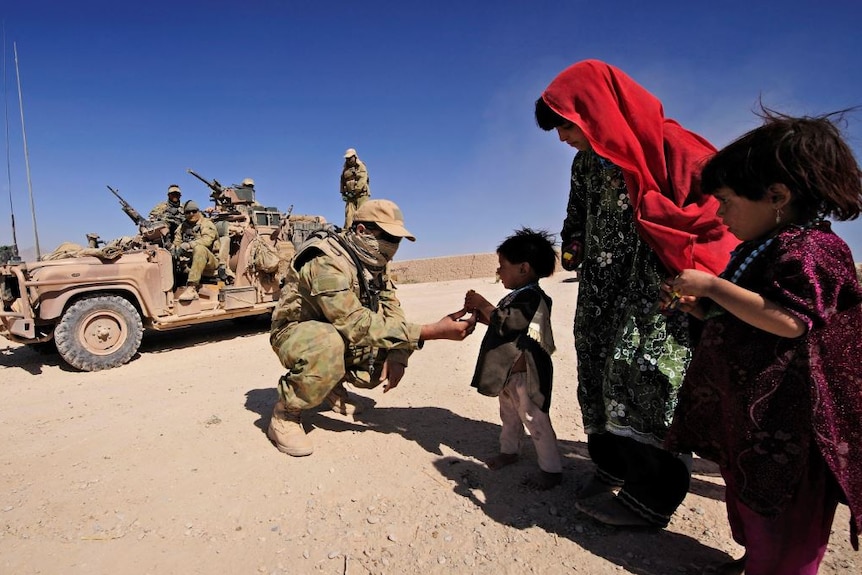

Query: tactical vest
left=292, top=230, right=381, bottom=313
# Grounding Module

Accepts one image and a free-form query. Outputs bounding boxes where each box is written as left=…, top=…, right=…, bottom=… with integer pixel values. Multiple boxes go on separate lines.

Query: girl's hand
left=672, top=269, right=717, bottom=298
left=657, top=271, right=712, bottom=317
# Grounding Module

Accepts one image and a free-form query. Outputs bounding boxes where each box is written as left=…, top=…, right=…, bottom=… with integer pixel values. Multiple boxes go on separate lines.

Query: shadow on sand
left=1, top=314, right=270, bottom=375
left=243, top=388, right=733, bottom=574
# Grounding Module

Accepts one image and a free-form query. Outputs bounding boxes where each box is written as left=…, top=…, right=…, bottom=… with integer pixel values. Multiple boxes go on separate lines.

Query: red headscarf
left=542, top=59, right=738, bottom=274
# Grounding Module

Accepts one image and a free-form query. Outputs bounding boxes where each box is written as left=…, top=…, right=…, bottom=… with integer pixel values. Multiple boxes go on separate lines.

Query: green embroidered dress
left=562, top=151, right=691, bottom=446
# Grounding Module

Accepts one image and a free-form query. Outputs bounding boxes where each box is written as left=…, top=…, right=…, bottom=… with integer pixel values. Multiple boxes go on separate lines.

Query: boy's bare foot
left=522, top=470, right=562, bottom=490
left=485, top=453, right=518, bottom=470
left=574, top=475, right=617, bottom=500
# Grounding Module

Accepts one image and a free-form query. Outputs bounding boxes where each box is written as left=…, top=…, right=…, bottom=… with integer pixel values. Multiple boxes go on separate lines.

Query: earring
left=775, top=208, right=782, bottom=224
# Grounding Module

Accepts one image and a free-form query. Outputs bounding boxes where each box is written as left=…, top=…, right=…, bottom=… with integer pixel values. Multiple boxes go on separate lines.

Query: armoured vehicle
left=0, top=173, right=328, bottom=371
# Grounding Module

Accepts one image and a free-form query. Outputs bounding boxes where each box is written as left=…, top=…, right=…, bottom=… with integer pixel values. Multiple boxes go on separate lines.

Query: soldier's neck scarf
left=344, top=230, right=389, bottom=272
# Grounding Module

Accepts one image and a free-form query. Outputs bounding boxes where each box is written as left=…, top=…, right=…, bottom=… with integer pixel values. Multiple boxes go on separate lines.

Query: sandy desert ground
left=0, top=257, right=857, bottom=575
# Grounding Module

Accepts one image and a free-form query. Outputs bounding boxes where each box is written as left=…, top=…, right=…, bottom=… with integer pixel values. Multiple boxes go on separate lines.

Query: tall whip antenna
left=3, top=22, right=20, bottom=261
left=14, top=41, right=40, bottom=259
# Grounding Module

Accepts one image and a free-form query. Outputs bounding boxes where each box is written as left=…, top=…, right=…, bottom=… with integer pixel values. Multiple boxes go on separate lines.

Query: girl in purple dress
left=664, top=110, right=862, bottom=575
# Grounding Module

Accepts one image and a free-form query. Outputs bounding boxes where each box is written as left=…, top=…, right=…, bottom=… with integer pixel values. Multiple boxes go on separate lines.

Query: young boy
left=464, top=228, right=562, bottom=490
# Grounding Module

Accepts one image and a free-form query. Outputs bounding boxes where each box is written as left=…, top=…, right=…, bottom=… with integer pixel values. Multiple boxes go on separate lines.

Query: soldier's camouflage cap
left=354, top=199, right=416, bottom=242
left=344, top=148, right=357, bottom=158
left=183, top=200, right=200, bottom=213
left=167, top=184, right=181, bottom=196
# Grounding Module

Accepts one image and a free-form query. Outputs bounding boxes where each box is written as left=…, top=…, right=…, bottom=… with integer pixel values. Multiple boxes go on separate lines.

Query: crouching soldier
left=172, top=200, right=219, bottom=301
left=268, top=199, right=476, bottom=456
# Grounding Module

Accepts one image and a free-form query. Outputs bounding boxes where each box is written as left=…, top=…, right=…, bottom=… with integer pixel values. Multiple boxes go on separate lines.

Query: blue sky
left=1, top=1, right=861, bottom=262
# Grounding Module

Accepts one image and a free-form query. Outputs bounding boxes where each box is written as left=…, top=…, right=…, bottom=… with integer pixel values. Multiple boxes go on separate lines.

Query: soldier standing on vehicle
left=173, top=200, right=219, bottom=302
left=267, top=199, right=475, bottom=457
left=149, top=184, right=184, bottom=239
left=235, top=177, right=258, bottom=202
left=340, top=148, right=370, bottom=229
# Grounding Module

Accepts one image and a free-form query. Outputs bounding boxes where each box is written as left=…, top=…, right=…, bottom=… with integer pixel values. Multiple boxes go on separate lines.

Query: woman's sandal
left=574, top=491, right=654, bottom=528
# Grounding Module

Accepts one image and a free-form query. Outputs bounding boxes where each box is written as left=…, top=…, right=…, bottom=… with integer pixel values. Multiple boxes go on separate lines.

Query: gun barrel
left=187, top=168, right=223, bottom=195
left=106, top=185, right=146, bottom=226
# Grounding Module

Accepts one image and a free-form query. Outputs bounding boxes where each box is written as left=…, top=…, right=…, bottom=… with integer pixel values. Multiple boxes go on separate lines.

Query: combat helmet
left=241, top=178, right=255, bottom=187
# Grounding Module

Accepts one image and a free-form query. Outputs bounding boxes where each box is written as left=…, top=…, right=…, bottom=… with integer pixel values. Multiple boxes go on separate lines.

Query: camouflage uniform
left=270, top=231, right=421, bottom=411
left=340, top=154, right=370, bottom=229
left=149, top=199, right=183, bottom=238
left=173, top=216, right=219, bottom=284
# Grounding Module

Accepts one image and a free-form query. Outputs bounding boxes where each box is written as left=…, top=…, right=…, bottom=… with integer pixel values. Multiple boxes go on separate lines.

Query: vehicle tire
left=54, top=295, right=143, bottom=371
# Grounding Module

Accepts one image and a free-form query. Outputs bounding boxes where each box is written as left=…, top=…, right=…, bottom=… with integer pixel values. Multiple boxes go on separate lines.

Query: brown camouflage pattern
left=270, top=233, right=419, bottom=410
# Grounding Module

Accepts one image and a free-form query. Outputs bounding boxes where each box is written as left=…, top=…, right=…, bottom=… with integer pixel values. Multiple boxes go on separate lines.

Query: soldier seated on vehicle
left=208, top=177, right=265, bottom=283
left=172, top=200, right=219, bottom=302
left=149, top=184, right=184, bottom=239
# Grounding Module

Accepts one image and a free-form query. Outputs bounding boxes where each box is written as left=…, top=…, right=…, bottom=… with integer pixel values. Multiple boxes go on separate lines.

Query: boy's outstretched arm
left=464, top=289, right=494, bottom=325
left=672, top=270, right=806, bottom=338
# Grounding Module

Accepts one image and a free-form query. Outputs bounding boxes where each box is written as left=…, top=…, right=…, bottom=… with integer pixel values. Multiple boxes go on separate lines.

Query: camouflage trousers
left=272, top=320, right=388, bottom=411
left=187, top=245, right=218, bottom=284
left=343, top=194, right=369, bottom=230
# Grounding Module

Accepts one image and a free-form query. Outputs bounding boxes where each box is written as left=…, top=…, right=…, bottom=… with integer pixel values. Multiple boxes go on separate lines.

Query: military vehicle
left=0, top=173, right=329, bottom=371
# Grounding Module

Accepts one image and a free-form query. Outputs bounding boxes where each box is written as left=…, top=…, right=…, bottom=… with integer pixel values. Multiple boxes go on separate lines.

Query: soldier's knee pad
left=277, top=321, right=346, bottom=386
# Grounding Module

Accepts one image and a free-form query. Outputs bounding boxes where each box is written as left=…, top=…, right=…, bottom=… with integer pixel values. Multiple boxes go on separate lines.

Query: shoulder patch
left=311, top=272, right=351, bottom=295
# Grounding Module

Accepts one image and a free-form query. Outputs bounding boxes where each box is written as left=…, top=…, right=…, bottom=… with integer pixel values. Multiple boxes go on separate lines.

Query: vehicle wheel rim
left=77, top=310, right=128, bottom=355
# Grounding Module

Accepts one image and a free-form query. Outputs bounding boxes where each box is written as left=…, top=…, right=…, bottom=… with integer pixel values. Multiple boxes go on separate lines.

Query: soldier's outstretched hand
left=420, top=309, right=476, bottom=342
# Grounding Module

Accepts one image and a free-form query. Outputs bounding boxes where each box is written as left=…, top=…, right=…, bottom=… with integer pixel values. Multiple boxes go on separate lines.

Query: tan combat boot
left=267, top=401, right=313, bottom=456
left=325, top=383, right=364, bottom=415
left=178, top=284, right=199, bottom=302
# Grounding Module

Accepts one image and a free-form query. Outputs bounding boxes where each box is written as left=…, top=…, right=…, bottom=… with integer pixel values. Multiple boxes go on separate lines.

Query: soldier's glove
left=180, top=242, right=192, bottom=253
left=560, top=239, right=584, bottom=271
left=170, top=246, right=181, bottom=259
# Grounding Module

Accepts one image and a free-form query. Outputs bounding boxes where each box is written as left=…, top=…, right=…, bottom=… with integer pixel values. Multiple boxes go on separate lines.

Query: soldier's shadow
left=242, top=390, right=733, bottom=574
left=243, top=387, right=724, bottom=504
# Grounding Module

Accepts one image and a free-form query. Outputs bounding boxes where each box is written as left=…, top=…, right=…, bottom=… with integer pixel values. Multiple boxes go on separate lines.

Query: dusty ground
left=0, top=257, right=857, bottom=575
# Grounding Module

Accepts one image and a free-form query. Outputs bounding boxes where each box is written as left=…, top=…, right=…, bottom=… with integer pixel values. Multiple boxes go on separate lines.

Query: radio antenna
left=2, top=22, right=20, bottom=262
left=14, top=41, right=40, bottom=259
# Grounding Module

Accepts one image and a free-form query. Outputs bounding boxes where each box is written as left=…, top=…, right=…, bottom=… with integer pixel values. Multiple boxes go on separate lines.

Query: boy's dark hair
left=535, top=97, right=567, bottom=131
left=497, top=227, right=558, bottom=278
left=701, top=107, right=862, bottom=221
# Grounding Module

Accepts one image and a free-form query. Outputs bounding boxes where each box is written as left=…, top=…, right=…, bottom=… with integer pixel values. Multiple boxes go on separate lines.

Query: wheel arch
left=40, top=285, right=148, bottom=324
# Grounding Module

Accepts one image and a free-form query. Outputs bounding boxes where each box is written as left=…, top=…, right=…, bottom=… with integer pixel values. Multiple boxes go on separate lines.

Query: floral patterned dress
left=562, top=151, right=691, bottom=447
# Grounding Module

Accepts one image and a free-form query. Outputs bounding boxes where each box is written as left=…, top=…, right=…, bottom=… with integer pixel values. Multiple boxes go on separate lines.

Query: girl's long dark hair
left=701, top=106, right=862, bottom=221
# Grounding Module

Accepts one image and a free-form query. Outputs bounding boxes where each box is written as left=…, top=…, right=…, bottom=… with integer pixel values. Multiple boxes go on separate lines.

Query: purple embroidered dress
left=666, top=222, right=862, bottom=535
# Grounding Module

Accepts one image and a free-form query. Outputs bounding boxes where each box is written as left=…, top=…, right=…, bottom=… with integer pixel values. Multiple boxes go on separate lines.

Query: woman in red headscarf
left=535, top=59, right=738, bottom=528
